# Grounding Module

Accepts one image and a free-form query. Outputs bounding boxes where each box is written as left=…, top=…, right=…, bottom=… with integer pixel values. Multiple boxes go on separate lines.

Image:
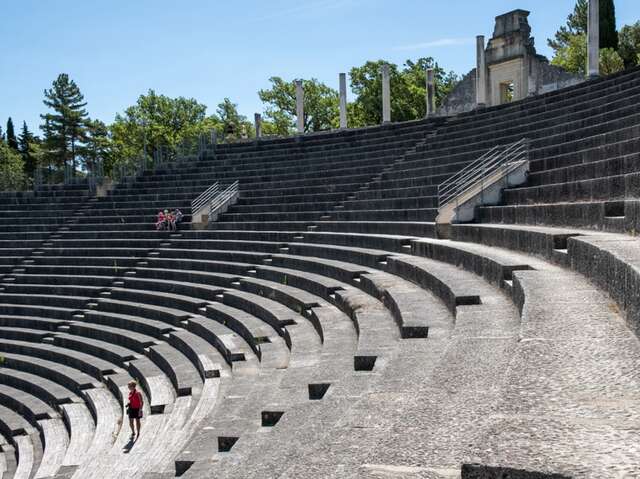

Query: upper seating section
left=194, top=66, right=640, bottom=234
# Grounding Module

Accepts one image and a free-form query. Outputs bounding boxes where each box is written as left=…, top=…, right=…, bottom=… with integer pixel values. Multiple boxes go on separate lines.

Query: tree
left=40, top=73, right=89, bottom=174
left=548, top=0, right=618, bottom=50
left=349, top=58, right=457, bottom=127
left=259, top=77, right=339, bottom=134
left=600, top=0, right=618, bottom=50
left=618, top=22, right=640, bottom=67
left=548, top=0, right=621, bottom=72
left=261, top=110, right=294, bottom=137
left=110, top=90, right=212, bottom=172
left=214, top=98, right=254, bottom=140
left=0, top=141, right=25, bottom=191
left=600, top=47, right=625, bottom=75
left=18, top=121, right=39, bottom=179
left=82, top=119, right=112, bottom=175
left=548, top=0, right=587, bottom=52
left=6, top=118, right=18, bottom=150
left=551, top=33, right=588, bottom=75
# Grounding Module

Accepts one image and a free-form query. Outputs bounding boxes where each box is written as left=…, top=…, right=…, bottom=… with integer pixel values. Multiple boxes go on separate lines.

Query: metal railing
left=208, top=181, right=239, bottom=223
left=191, top=182, right=220, bottom=216
left=437, top=138, right=529, bottom=208
left=153, top=130, right=217, bottom=170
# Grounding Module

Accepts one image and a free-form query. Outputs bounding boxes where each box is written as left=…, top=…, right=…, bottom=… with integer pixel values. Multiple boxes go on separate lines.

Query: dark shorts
left=128, top=407, right=141, bottom=419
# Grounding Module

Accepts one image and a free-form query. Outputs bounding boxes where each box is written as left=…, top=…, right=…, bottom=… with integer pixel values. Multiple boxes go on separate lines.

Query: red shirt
left=129, top=390, right=142, bottom=409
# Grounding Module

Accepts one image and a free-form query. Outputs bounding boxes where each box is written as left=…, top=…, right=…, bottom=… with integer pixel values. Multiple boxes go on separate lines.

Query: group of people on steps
left=155, top=208, right=183, bottom=231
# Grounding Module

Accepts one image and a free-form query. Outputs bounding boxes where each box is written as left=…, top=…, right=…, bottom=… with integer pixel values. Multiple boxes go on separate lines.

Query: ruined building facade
left=439, top=10, right=583, bottom=116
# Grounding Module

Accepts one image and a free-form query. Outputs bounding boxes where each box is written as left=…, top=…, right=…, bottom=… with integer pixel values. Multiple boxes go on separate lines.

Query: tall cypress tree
left=18, top=121, right=38, bottom=179
left=40, top=73, right=88, bottom=174
left=6, top=118, right=18, bottom=150
left=600, top=0, right=618, bottom=50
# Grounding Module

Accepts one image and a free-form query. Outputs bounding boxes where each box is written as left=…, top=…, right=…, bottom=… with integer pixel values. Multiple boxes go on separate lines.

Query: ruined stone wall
left=438, top=60, right=583, bottom=117
left=437, top=68, right=477, bottom=117
left=538, top=61, right=584, bottom=93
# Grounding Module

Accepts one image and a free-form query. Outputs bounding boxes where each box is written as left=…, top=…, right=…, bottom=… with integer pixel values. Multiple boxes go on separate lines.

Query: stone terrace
left=1, top=67, right=640, bottom=478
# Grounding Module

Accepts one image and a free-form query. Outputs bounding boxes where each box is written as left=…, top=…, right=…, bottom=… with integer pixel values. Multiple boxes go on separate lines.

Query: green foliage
left=551, top=33, right=588, bottom=75
left=110, top=89, right=210, bottom=172
left=0, top=141, right=25, bottom=191
left=618, top=22, right=640, bottom=67
left=215, top=98, right=254, bottom=141
left=550, top=35, right=623, bottom=77
left=599, top=0, right=618, bottom=50
left=40, top=73, right=89, bottom=172
left=261, top=110, right=293, bottom=137
left=548, top=0, right=631, bottom=76
left=348, top=58, right=457, bottom=127
left=600, top=47, right=625, bottom=75
left=548, top=0, right=587, bottom=52
left=82, top=119, right=112, bottom=174
left=548, top=0, right=617, bottom=51
left=259, top=77, right=339, bottom=134
left=6, top=117, right=18, bottom=150
left=18, top=121, right=40, bottom=179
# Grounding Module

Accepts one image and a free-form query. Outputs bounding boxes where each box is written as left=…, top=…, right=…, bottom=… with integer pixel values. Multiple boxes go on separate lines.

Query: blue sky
left=1, top=0, right=638, bottom=134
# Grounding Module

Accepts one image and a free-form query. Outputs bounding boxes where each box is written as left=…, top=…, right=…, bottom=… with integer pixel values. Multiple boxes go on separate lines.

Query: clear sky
left=1, top=0, right=638, bottom=135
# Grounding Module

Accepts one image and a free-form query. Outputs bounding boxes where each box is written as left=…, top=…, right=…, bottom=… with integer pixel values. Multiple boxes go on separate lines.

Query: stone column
left=295, top=80, right=304, bottom=134
left=476, top=35, right=487, bottom=106
left=587, top=0, right=600, bottom=77
left=425, top=68, right=435, bottom=117
left=381, top=64, right=391, bottom=123
left=339, top=73, right=348, bottom=129
left=254, top=113, right=262, bottom=138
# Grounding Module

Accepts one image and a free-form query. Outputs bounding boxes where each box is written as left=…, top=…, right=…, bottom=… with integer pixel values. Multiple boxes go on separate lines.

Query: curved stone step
left=0, top=370, right=78, bottom=407
left=35, top=418, right=68, bottom=479
left=0, top=385, right=57, bottom=423
left=0, top=352, right=100, bottom=394
left=59, top=403, right=95, bottom=466
left=12, top=434, right=40, bottom=479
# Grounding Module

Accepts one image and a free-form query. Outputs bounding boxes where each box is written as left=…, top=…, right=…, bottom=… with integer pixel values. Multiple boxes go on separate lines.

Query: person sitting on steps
left=166, top=209, right=175, bottom=231
left=156, top=210, right=166, bottom=231
left=127, top=380, right=143, bottom=440
left=172, top=208, right=183, bottom=231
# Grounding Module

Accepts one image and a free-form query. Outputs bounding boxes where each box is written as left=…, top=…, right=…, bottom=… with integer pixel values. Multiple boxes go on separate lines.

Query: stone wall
left=438, top=68, right=477, bottom=117
left=537, top=61, right=584, bottom=93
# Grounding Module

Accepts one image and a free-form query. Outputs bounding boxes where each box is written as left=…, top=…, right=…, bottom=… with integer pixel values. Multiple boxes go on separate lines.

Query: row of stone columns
left=253, top=68, right=437, bottom=137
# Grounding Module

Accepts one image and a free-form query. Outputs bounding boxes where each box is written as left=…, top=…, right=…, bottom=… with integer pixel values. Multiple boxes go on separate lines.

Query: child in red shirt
left=127, top=380, right=143, bottom=440
left=155, top=211, right=166, bottom=231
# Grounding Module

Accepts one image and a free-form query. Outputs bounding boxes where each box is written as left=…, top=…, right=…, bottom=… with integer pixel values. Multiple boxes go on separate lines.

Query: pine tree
left=40, top=73, right=89, bottom=175
left=18, top=121, right=38, bottom=179
left=0, top=126, right=4, bottom=143
left=6, top=118, right=18, bottom=150
left=548, top=0, right=588, bottom=51
left=81, top=119, right=111, bottom=175
left=600, top=0, right=618, bottom=50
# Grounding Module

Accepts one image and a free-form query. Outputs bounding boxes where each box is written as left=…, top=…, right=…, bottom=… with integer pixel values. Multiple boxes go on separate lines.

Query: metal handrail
left=209, top=181, right=239, bottom=222
left=438, top=138, right=529, bottom=207
left=191, top=182, right=220, bottom=214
